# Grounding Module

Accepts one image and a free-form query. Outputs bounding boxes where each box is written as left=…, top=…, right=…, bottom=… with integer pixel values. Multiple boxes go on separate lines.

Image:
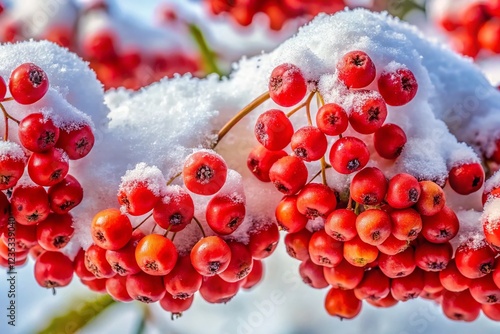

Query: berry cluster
left=0, top=1, right=200, bottom=90
left=74, top=153, right=278, bottom=318
left=244, top=54, right=500, bottom=321
left=0, top=63, right=95, bottom=290
left=438, top=0, right=500, bottom=58
left=207, top=0, right=345, bottom=30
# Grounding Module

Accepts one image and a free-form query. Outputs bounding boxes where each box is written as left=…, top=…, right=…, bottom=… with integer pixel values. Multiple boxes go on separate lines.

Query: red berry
left=378, top=67, right=418, bottom=106
left=268, top=63, right=307, bottom=107
left=414, top=241, right=452, bottom=272
left=315, top=103, right=348, bottom=136
left=199, top=275, right=240, bottom=303
left=324, top=209, right=357, bottom=242
left=153, top=187, right=194, bottom=232
left=10, top=184, right=50, bottom=225
left=36, top=213, right=74, bottom=251
left=9, top=63, right=49, bottom=105
left=284, top=228, right=312, bottom=261
left=118, top=181, right=161, bottom=216
left=469, top=274, right=500, bottom=304
left=439, top=259, right=471, bottom=292
left=159, top=293, right=193, bottom=317
left=135, top=234, right=178, bottom=276
left=56, top=124, right=95, bottom=160
left=219, top=241, right=253, bottom=282
left=483, top=213, right=500, bottom=250
left=415, top=180, right=446, bottom=216
left=105, top=229, right=144, bottom=276
left=350, top=167, right=387, bottom=206
left=291, top=126, right=327, bottom=161
left=0, top=76, right=6, bottom=100
left=85, top=244, right=115, bottom=278
left=126, top=272, right=165, bottom=303
left=336, top=50, right=376, bottom=89
left=296, top=183, right=337, bottom=219
left=242, top=259, right=264, bottom=290
left=248, top=223, right=280, bottom=259
left=190, top=236, right=231, bottom=276
left=329, top=136, right=369, bottom=174
left=355, top=209, right=392, bottom=246
left=324, top=288, right=362, bottom=319
left=482, top=303, right=500, bottom=321
left=0, top=192, right=10, bottom=229
left=91, top=208, right=132, bottom=250
left=448, top=162, right=484, bottom=195
left=378, top=247, right=416, bottom=278
left=34, top=251, right=73, bottom=289
left=377, top=233, right=409, bottom=255
left=478, top=19, right=500, bottom=53
left=461, top=2, right=490, bottom=33
left=183, top=150, right=227, bottom=195
left=18, top=113, right=59, bottom=152
left=455, top=241, right=496, bottom=279
left=73, top=248, right=95, bottom=281
left=1, top=222, right=37, bottom=251
left=442, top=290, right=481, bottom=322
left=299, top=258, right=329, bottom=289
left=0, top=149, right=26, bottom=190
left=421, top=206, right=459, bottom=243
left=254, top=109, right=294, bottom=151
left=349, top=90, right=387, bottom=134
left=390, top=208, right=422, bottom=241
left=275, top=195, right=308, bottom=233
left=323, top=259, right=364, bottom=289
left=374, top=123, right=407, bottom=159
left=390, top=268, right=424, bottom=301
left=206, top=194, right=246, bottom=235
left=343, top=235, right=379, bottom=267
left=106, top=275, right=133, bottom=302
left=247, top=145, right=287, bottom=182
left=269, top=155, right=308, bottom=195
left=354, top=268, right=390, bottom=301
left=48, top=175, right=83, bottom=214
left=163, top=255, right=202, bottom=299
left=386, top=173, right=420, bottom=209
left=81, top=278, right=107, bottom=294
left=28, top=148, right=69, bottom=186
left=308, top=230, right=343, bottom=268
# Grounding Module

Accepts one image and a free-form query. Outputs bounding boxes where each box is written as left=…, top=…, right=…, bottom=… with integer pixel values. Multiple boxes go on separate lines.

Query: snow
left=482, top=197, right=500, bottom=234
left=0, top=141, right=25, bottom=162
left=118, top=163, right=167, bottom=198
left=485, top=170, right=500, bottom=192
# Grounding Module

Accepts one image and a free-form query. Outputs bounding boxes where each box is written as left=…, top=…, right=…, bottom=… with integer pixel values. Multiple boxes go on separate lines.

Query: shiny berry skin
left=182, top=150, right=227, bottom=195
left=448, top=162, right=484, bottom=195
left=0, top=192, right=9, bottom=229
left=386, top=173, right=420, bottom=209
left=442, top=290, right=481, bottom=322
left=469, top=274, right=500, bottom=304
left=350, top=167, right=387, bottom=206
left=415, top=180, right=446, bottom=216
left=377, top=233, right=409, bottom=255
left=199, top=275, right=240, bottom=303
left=323, top=259, right=364, bottom=290
left=291, top=126, right=327, bottom=161
left=378, top=67, right=418, bottom=106
left=354, top=268, right=390, bottom=301
left=28, top=148, right=69, bottom=186
left=73, top=248, right=95, bottom=281
left=1, top=222, right=37, bottom=251
left=153, top=187, right=194, bottom=232
left=0, top=152, right=26, bottom=190
left=36, top=213, right=74, bottom=251
left=206, top=194, right=246, bottom=235
left=329, top=136, right=369, bottom=174
left=80, top=278, right=107, bottom=294
left=296, top=183, right=337, bottom=219
left=275, top=195, right=308, bottom=233
left=284, top=229, right=312, bottom=261
left=478, top=19, right=500, bottom=53
left=106, top=275, right=133, bottom=302
left=160, top=293, right=194, bottom=317
left=9, top=63, right=49, bottom=105
left=390, top=208, right=422, bottom=241
left=190, top=236, right=231, bottom=276
left=56, top=124, right=95, bottom=160
left=299, top=258, right=328, bottom=289
left=105, top=229, right=144, bottom=276
left=247, top=145, right=287, bottom=182
left=324, top=288, right=362, bottom=319
left=373, top=123, right=407, bottom=159
left=315, top=103, right=348, bottom=136
left=85, top=244, right=115, bottom=278
left=254, top=109, right=294, bottom=151
left=18, top=113, right=59, bottom=153
left=91, top=208, right=132, bottom=250
left=34, top=251, right=73, bottom=289
left=219, top=241, right=253, bottom=282
left=118, top=181, right=161, bottom=216
left=421, top=206, right=459, bottom=243
left=343, top=235, right=379, bottom=267
left=349, top=90, right=387, bottom=134
left=482, top=303, right=500, bottom=321
left=355, top=209, right=392, bottom=246
left=483, top=212, right=500, bottom=250
left=48, top=175, right=83, bottom=214
left=163, top=255, right=202, bottom=299
left=324, top=209, right=358, bottom=242
left=10, top=184, right=50, bottom=225
left=455, top=241, right=496, bottom=279
left=248, top=223, right=279, bottom=259
left=391, top=268, right=424, bottom=301
left=308, top=230, right=343, bottom=268
left=135, top=234, right=178, bottom=276
left=414, top=241, right=452, bottom=272
left=242, top=259, right=264, bottom=290
left=336, top=50, right=376, bottom=89
left=439, top=259, right=471, bottom=292
left=0, top=76, right=6, bottom=100
left=378, top=247, right=416, bottom=278
left=269, top=155, right=308, bottom=195
left=126, top=272, right=165, bottom=303
left=268, top=63, right=307, bottom=107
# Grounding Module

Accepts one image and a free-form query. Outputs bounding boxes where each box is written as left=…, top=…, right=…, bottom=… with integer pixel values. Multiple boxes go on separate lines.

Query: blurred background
left=1, top=0, right=500, bottom=333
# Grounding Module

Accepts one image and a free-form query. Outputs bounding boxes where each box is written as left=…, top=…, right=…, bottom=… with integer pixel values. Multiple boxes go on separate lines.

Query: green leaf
left=187, top=23, right=225, bottom=78
left=37, top=294, right=116, bottom=334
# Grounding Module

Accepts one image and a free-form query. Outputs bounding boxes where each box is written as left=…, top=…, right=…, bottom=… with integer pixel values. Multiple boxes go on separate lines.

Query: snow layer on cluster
left=0, top=141, right=25, bottom=162
left=485, top=170, right=500, bottom=193
left=482, top=197, right=500, bottom=234
left=118, top=163, right=167, bottom=198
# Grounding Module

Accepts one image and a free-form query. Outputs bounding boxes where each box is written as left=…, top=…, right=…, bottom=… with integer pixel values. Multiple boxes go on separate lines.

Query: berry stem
left=215, top=91, right=270, bottom=147
left=1, top=97, right=13, bottom=102
left=192, top=216, right=206, bottom=238
left=171, top=232, right=177, bottom=242
left=0, top=103, right=20, bottom=124
left=167, top=172, right=182, bottom=186
left=305, top=91, right=316, bottom=126
left=163, top=225, right=172, bottom=237
left=347, top=196, right=353, bottom=210
left=354, top=202, right=361, bottom=215
left=133, top=213, right=152, bottom=231
left=320, top=156, right=328, bottom=186
left=307, top=164, right=332, bottom=184
left=0, top=102, right=19, bottom=141
left=286, top=100, right=308, bottom=117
